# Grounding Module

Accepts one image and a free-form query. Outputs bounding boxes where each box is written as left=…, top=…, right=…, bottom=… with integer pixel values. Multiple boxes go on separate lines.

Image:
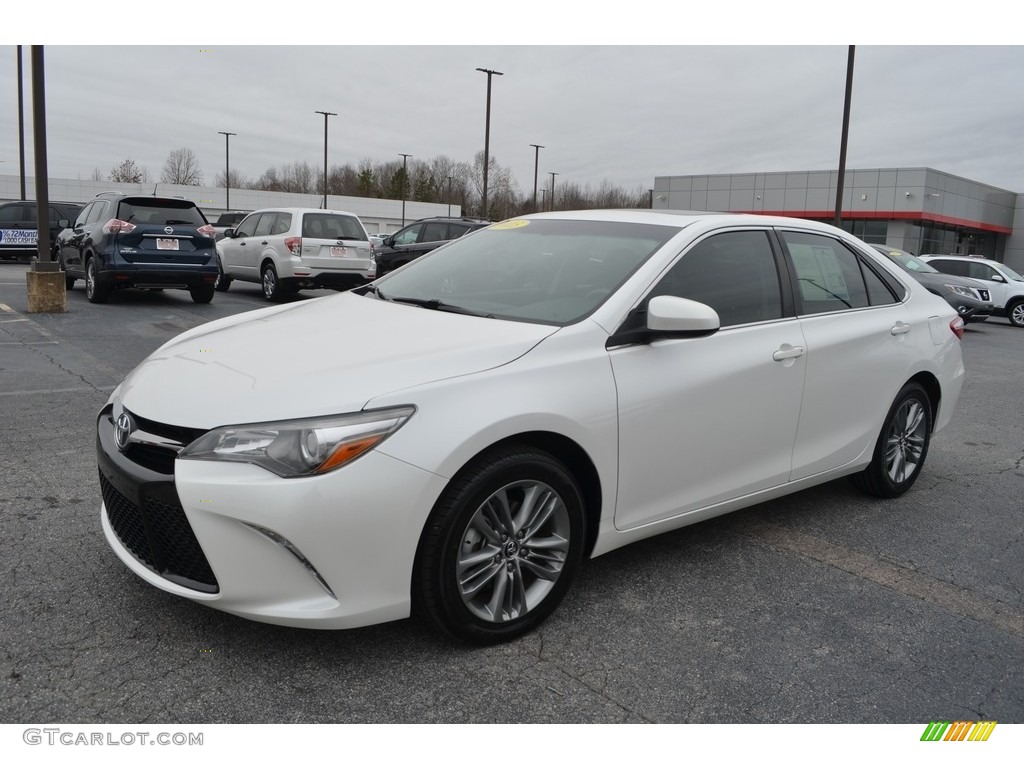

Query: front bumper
left=941, top=293, right=993, bottom=324
left=98, top=407, right=448, bottom=629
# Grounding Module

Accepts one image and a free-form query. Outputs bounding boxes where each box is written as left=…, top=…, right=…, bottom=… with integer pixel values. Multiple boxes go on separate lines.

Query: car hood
left=905, top=270, right=987, bottom=293
left=118, top=293, right=557, bottom=429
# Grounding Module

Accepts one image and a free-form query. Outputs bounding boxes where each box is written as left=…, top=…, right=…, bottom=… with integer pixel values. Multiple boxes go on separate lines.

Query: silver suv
left=920, top=255, right=1024, bottom=327
left=216, top=207, right=373, bottom=301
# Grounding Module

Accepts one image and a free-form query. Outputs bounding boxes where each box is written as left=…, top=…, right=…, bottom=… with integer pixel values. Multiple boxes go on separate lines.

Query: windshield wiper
left=388, top=296, right=493, bottom=318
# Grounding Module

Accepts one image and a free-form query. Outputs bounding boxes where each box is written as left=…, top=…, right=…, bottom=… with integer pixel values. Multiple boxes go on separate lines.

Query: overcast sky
left=3, top=17, right=1023, bottom=197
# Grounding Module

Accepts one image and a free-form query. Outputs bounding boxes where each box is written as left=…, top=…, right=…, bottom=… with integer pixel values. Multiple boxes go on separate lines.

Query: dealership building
left=652, top=167, right=1024, bottom=270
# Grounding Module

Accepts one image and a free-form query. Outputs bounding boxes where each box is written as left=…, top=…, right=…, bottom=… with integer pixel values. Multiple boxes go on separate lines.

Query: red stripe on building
left=737, top=210, right=1012, bottom=235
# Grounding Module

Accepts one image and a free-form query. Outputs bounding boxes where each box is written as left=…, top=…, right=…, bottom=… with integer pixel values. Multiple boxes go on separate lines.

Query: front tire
left=853, top=382, right=932, bottom=498
left=414, top=445, right=586, bottom=645
left=1008, top=299, right=1024, bottom=328
left=58, top=252, right=74, bottom=289
left=215, top=259, right=232, bottom=292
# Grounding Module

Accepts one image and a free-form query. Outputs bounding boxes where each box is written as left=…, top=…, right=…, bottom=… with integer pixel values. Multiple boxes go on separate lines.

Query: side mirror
left=57, top=218, right=70, bottom=228
left=989, top=273, right=1006, bottom=283
left=382, top=236, right=393, bottom=247
left=647, top=295, right=721, bottom=334
left=223, top=229, right=235, bottom=238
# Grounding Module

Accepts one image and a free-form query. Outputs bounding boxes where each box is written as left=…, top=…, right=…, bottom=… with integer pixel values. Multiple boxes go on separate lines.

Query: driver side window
left=393, top=224, right=422, bottom=246
left=649, top=230, right=783, bottom=327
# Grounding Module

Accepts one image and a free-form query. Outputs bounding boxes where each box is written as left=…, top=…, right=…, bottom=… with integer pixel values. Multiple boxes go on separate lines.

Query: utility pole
left=315, top=110, right=336, bottom=209
left=530, top=144, right=544, bottom=213
left=476, top=67, right=503, bottom=219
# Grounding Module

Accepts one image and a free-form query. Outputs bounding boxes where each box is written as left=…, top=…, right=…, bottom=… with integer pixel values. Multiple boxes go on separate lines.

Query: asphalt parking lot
left=1, top=261, right=1022, bottom=724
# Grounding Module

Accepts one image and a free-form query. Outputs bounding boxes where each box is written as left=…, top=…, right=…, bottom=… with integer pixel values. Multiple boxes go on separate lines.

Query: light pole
left=476, top=67, right=503, bottom=219
left=548, top=172, right=559, bottom=212
left=834, top=45, right=855, bottom=228
left=540, top=188, right=547, bottom=210
left=17, top=46, right=26, bottom=201
left=530, top=144, right=544, bottom=213
left=218, top=131, right=236, bottom=209
left=315, top=110, right=336, bottom=209
left=446, top=175, right=453, bottom=217
left=399, top=153, right=412, bottom=225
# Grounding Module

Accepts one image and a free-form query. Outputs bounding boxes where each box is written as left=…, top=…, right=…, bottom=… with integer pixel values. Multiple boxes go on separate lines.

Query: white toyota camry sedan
left=98, top=211, right=965, bottom=644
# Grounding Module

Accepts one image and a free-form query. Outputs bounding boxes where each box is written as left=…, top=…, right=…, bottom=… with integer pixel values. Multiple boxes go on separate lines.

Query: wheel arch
left=906, top=370, right=940, bottom=429
left=419, top=430, right=603, bottom=562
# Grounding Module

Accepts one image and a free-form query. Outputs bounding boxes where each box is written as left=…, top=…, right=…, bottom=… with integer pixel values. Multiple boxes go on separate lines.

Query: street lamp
left=548, top=172, right=559, bottom=212
left=476, top=67, right=503, bottom=219
left=315, top=110, right=336, bottom=209
left=399, top=153, right=412, bottom=225
left=530, top=144, right=544, bottom=213
left=218, top=131, right=236, bottom=209
left=540, top=188, right=548, bottom=210
left=446, top=175, right=453, bottom=217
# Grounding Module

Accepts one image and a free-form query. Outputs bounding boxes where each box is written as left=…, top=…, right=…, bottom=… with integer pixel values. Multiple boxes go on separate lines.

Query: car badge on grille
left=164, top=226, right=174, bottom=235
left=114, top=412, right=134, bottom=452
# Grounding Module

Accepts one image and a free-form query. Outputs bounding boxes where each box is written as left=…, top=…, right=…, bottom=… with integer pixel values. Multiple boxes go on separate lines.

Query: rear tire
left=189, top=283, right=215, bottom=304
left=261, top=262, right=285, bottom=302
left=852, top=382, right=932, bottom=498
left=85, top=257, right=109, bottom=304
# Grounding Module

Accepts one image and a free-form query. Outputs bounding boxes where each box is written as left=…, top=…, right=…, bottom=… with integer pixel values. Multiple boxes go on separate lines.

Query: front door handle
left=891, top=322, right=911, bottom=336
left=772, top=344, right=805, bottom=362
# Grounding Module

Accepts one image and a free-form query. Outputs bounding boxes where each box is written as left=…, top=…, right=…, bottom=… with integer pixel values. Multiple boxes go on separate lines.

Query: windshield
left=1000, top=263, right=1024, bottom=281
left=370, top=218, right=681, bottom=325
left=876, top=247, right=938, bottom=274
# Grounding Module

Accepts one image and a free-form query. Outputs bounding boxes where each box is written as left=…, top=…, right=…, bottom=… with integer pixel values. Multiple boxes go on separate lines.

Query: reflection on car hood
left=119, top=293, right=556, bottom=429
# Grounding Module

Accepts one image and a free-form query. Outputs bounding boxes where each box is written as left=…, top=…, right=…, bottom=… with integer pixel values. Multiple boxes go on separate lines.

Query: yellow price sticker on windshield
left=489, top=220, right=531, bottom=230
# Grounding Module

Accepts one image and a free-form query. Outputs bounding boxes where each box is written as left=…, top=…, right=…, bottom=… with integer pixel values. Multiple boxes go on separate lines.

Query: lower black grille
left=100, top=472, right=219, bottom=593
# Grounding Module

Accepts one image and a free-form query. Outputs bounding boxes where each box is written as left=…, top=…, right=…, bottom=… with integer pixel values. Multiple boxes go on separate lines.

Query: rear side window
left=117, top=200, right=205, bottom=226
left=301, top=213, right=366, bottom=241
left=270, top=213, right=291, bottom=235
left=783, top=231, right=872, bottom=314
left=422, top=222, right=450, bottom=242
left=650, top=230, right=783, bottom=327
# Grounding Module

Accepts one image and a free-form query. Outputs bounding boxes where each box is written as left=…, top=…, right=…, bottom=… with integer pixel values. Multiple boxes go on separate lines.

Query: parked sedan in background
left=216, top=207, right=373, bottom=300
left=98, top=211, right=964, bottom=645
left=920, top=254, right=1024, bottom=327
left=871, top=245, right=993, bottom=323
left=57, top=192, right=218, bottom=304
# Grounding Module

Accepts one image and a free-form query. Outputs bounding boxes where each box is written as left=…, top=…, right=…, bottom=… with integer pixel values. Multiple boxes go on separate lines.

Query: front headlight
left=179, top=406, right=415, bottom=477
left=945, top=284, right=976, bottom=299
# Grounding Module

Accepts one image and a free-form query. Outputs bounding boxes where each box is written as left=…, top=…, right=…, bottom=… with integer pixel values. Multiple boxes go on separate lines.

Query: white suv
left=216, top=207, right=374, bottom=301
left=920, top=255, right=1024, bottom=327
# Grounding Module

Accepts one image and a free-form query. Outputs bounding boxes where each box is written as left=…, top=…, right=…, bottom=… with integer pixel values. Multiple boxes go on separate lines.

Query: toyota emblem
left=164, top=226, right=174, bottom=235
left=114, top=412, right=133, bottom=451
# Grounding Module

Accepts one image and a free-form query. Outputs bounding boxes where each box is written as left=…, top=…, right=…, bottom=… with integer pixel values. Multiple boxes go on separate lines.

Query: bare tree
left=160, top=148, right=203, bottom=185
left=214, top=168, right=250, bottom=190
left=109, top=159, right=151, bottom=184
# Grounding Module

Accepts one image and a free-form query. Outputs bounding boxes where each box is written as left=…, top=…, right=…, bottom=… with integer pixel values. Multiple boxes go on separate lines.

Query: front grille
left=100, top=472, right=219, bottom=593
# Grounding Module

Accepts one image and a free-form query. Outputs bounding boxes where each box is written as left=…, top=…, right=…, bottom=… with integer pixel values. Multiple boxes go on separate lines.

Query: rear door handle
left=772, top=344, right=805, bottom=361
left=891, top=322, right=911, bottom=336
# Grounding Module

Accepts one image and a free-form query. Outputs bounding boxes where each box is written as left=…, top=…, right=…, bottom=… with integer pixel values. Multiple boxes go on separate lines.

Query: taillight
left=285, top=237, right=302, bottom=256
left=950, top=317, right=965, bottom=339
left=102, top=219, right=136, bottom=235
left=197, top=224, right=216, bottom=238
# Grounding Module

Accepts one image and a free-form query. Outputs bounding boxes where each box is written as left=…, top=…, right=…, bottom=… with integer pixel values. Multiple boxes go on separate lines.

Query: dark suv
left=57, top=193, right=219, bottom=304
left=0, top=200, right=83, bottom=261
left=374, top=216, right=489, bottom=276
